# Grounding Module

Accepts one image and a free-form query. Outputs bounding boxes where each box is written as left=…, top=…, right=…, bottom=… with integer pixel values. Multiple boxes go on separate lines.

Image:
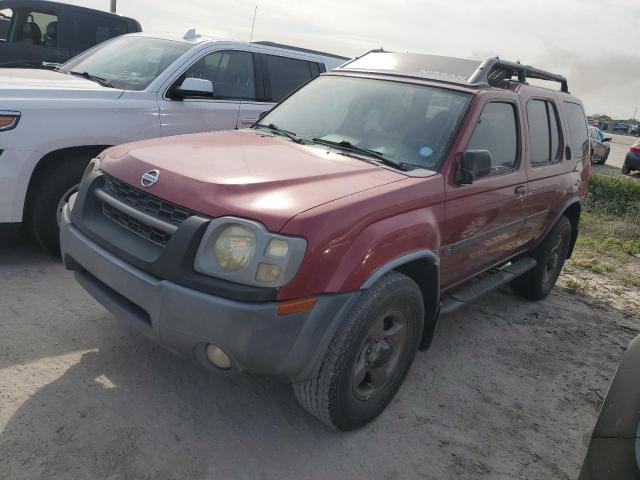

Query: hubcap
left=56, top=184, right=79, bottom=226
left=352, top=313, right=407, bottom=400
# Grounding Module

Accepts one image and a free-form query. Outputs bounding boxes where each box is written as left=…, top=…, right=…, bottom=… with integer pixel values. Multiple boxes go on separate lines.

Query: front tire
left=26, top=155, right=90, bottom=255
left=293, top=272, right=424, bottom=430
left=511, top=216, right=572, bottom=301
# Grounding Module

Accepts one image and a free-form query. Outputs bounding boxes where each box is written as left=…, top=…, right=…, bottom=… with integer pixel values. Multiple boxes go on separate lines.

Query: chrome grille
left=100, top=174, right=199, bottom=247
left=103, top=174, right=197, bottom=226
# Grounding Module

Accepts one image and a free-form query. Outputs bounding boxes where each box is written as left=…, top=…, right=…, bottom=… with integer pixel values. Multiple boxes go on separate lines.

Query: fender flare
left=532, top=198, right=582, bottom=258
left=361, top=249, right=441, bottom=351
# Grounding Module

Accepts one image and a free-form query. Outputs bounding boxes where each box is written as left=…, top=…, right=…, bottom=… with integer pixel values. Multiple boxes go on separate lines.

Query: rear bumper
left=60, top=203, right=358, bottom=382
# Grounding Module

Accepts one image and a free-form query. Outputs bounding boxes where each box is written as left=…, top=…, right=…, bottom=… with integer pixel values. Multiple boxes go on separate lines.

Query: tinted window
left=259, top=75, right=471, bottom=170
left=264, top=55, right=315, bottom=102
left=72, top=13, right=127, bottom=51
left=527, top=99, right=562, bottom=165
left=564, top=102, right=589, bottom=158
left=182, top=50, right=255, bottom=100
left=9, top=9, right=57, bottom=46
left=0, top=9, right=12, bottom=41
left=467, top=102, right=518, bottom=172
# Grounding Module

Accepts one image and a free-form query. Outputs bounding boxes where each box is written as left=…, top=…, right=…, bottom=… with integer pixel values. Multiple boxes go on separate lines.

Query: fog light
left=205, top=344, right=231, bottom=370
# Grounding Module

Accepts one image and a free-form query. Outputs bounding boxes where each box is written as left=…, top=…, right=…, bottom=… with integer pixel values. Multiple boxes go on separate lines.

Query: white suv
left=0, top=30, right=347, bottom=252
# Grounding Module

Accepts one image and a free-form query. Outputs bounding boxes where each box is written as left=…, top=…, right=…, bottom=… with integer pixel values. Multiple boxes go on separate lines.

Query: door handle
left=514, top=185, right=527, bottom=196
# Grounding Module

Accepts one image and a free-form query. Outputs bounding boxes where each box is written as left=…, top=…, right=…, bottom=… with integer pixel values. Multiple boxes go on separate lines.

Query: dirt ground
left=1, top=241, right=638, bottom=480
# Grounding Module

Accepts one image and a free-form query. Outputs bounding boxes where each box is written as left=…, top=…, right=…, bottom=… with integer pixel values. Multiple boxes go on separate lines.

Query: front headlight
left=195, top=217, right=307, bottom=287
left=0, top=111, right=21, bottom=132
left=214, top=224, right=257, bottom=272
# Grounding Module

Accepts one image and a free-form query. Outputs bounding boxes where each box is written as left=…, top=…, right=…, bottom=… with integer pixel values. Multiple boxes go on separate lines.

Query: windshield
left=60, top=36, right=192, bottom=91
left=257, top=75, right=471, bottom=170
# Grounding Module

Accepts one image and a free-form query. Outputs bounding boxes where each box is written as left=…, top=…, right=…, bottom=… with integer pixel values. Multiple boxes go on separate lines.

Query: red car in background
left=60, top=51, right=591, bottom=430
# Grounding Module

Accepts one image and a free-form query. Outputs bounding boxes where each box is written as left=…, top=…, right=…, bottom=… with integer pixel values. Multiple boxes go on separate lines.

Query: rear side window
left=527, top=99, right=562, bottom=165
left=467, top=102, right=519, bottom=173
left=564, top=102, right=589, bottom=158
left=72, top=13, right=127, bottom=51
left=0, top=9, right=12, bottom=41
left=264, top=55, right=316, bottom=102
left=182, top=50, right=256, bottom=100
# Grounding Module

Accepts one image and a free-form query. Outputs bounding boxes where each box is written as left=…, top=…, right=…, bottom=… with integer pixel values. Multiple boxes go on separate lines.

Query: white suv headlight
left=194, top=217, right=307, bottom=288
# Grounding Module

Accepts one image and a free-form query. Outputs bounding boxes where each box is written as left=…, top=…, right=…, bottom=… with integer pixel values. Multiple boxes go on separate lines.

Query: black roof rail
left=470, top=57, right=569, bottom=93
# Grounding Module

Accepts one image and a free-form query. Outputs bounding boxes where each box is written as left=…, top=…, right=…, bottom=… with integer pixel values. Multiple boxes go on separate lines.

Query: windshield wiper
left=311, top=138, right=414, bottom=171
left=69, top=70, right=115, bottom=88
left=254, top=123, right=306, bottom=144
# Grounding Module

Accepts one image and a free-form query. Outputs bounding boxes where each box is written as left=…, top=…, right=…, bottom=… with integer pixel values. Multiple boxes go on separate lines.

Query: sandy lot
left=0, top=241, right=638, bottom=480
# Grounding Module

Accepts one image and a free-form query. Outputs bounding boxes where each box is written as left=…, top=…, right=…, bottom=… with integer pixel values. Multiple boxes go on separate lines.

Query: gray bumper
left=60, top=205, right=357, bottom=382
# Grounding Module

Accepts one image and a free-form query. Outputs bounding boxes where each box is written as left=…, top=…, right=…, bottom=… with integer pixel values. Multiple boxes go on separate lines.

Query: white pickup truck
left=0, top=30, right=347, bottom=252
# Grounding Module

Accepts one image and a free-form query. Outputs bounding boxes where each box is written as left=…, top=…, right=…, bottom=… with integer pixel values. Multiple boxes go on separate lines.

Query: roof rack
left=337, top=51, right=570, bottom=93
left=469, top=57, right=569, bottom=93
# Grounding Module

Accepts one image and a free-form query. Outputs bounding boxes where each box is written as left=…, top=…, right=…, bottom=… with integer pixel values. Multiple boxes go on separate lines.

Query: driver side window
left=467, top=101, right=519, bottom=174
left=181, top=50, right=256, bottom=101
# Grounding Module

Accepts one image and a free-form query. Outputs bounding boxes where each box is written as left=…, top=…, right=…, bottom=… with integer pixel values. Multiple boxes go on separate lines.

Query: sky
left=68, top=0, right=639, bottom=118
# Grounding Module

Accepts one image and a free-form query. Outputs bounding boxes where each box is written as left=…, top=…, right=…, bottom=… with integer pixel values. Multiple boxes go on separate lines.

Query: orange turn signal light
left=277, top=296, right=317, bottom=316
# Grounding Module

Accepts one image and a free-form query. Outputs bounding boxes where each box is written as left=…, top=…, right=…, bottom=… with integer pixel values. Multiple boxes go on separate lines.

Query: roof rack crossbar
left=469, top=57, right=569, bottom=93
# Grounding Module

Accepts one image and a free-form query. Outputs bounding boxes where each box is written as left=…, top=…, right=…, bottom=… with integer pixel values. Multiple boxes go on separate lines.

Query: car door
left=441, top=96, right=529, bottom=289
left=0, top=6, right=62, bottom=67
left=158, top=49, right=256, bottom=136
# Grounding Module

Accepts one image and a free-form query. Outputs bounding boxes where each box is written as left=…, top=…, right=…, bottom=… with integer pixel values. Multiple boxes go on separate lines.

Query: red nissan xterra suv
left=60, top=51, right=591, bottom=430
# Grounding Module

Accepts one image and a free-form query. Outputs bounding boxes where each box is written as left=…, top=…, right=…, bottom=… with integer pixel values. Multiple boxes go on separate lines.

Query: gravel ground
left=1, top=241, right=638, bottom=480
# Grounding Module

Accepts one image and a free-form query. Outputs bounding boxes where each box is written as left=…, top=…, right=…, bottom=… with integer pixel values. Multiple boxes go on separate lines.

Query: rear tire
left=511, top=216, right=572, bottom=301
left=293, top=272, right=424, bottom=430
left=26, top=155, right=90, bottom=255
left=622, top=161, right=631, bottom=175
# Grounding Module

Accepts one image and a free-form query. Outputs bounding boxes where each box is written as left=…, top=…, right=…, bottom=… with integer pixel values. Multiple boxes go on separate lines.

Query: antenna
left=249, top=5, right=258, bottom=42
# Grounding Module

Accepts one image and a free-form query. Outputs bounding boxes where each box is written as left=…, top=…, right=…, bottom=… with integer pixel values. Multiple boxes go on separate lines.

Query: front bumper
left=60, top=203, right=357, bottom=382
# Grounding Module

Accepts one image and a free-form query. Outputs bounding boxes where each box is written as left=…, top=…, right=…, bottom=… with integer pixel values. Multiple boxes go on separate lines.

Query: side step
left=440, top=257, right=537, bottom=315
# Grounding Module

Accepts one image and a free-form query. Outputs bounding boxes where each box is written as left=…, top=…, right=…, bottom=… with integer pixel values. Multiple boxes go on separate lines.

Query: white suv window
left=182, top=50, right=256, bottom=101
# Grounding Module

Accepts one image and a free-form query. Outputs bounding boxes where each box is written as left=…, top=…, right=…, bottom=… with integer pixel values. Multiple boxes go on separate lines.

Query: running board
left=440, top=258, right=537, bottom=315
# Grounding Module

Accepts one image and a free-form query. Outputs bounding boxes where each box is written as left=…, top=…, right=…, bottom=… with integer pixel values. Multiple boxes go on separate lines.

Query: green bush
left=585, top=174, right=640, bottom=222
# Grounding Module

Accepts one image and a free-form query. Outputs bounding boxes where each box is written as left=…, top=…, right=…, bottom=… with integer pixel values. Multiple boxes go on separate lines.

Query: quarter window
left=264, top=55, right=317, bottom=102
left=182, top=50, right=256, bottom=101
left=467, top=102, right=519, bottom=173
left=527, top=99, right=562, bottom=165
left=564, top=102, right=589, bottom=158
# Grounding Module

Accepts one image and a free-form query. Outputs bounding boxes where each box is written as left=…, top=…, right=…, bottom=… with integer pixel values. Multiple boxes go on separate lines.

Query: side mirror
left=456, top=150, right=492, bottom=185
left=603, top=137, right=612, bottom=143
left=174, top=77, right=213, bottom=98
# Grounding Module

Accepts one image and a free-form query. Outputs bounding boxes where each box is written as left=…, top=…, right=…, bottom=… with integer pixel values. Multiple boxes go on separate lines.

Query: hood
left=0, top=68, right=123, bottom=100
left=101, top=130, right=407, bottom=232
